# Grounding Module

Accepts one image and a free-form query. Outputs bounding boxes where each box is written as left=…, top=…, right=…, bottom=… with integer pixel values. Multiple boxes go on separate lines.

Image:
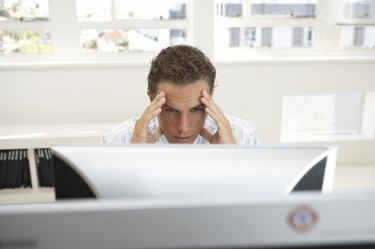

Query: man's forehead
left=163, top=101, right=205, bottom=110
left=156, top=80, right=208, bottom=109
left=163, top=95, right=204, bottom=111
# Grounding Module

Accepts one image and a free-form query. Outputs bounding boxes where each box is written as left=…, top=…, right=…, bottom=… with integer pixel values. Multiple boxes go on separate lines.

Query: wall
left=1, top=59, right=375, bottom=189
left=214, top=60, right=375, bottom=166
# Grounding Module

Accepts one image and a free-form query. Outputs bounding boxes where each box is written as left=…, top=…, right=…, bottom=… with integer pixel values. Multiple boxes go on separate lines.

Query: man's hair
left=147, top=45, right=216, bottom=95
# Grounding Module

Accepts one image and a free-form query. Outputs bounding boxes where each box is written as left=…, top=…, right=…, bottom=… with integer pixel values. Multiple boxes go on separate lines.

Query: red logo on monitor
left=288, top=205, right=318, bottom=233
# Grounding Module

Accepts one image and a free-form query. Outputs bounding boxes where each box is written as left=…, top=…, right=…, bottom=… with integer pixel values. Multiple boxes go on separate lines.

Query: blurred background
left=0, top=0, right=374, bottom=202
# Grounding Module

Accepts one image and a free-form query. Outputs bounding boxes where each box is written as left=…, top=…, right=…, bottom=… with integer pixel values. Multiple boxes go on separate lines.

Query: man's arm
left=131, top=92, right=166, bottom=143
left=199, top=90, right=236, bottom=144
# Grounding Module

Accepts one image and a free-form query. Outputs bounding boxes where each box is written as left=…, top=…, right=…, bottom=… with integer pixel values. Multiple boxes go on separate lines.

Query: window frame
left=0, top=0, right=202, bottom=66
left=280, top=91, right=375, bottom=143
left=214, top=0, right=375, bottom=62
left=1, top=0, right=375, bottom=67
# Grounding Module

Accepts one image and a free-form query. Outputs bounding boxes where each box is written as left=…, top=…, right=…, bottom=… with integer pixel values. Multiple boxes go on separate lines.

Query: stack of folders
left=35, top=148, right=55, bottom=187
left=0, top=149, right=31, bottom=189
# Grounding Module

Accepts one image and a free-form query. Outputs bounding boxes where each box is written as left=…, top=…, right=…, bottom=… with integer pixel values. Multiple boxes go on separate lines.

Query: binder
left=36, top=149, right=45, bottom=187
left=0, top=149, right=32, bottom=189
left=12, top=150, right=21, bottom=188
left=22, top=150, right=31, bottom=188
left=35, top=148, right=54, bottom=187
left=4, top=151, right=15, bottom=188
left=16, top=150, right=25, bottom=188
left=46, top=149, right=55, bottom=186
left=0, top=151, right=7, bottom=188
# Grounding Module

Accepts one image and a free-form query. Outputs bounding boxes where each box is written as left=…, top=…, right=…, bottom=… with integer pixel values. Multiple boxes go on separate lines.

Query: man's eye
left=192, top=107, right=205, bottom=113
left=164, top=108, right=177, bottom=113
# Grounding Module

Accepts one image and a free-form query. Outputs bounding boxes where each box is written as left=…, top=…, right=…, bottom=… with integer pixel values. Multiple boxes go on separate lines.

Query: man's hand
left=199, top=90, right=236, bottom=144
left=131, top=91, right=166, bottom=143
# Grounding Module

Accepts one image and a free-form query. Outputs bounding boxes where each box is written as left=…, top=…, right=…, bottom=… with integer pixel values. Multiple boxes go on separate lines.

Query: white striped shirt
left=101, top=115, right=260, bottom=145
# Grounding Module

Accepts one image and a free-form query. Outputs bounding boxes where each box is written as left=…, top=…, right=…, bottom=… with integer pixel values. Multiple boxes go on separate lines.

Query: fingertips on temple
left=154, top=107, right=162, bottom=115
left=153, top=91, right=165, bottom=101
left=200, top=96, right=209, bottom=105
left=202, top=90, right=211, bottom=99
left=158, top=97, right=166, bottom=105
left=205, top=107, right=215, bottom=117
left=158, top=91, right=165, bottom=97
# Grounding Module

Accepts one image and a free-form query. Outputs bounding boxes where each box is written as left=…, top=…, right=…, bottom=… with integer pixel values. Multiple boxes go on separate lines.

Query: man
left=101, top=45, right=259, bottom=145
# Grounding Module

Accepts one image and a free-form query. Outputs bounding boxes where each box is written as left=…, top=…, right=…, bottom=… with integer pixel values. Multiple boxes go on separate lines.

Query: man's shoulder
left=204, top=114, right=257, bottom=132
left=107, top=117, right=138, bottom=134
left=101, top=117, right=138, bottom=144
left=101, top=117, right=160, bottom=144
left=225, top=115, right=260, bottom=145
left=227, top=115, right=257, bottom=131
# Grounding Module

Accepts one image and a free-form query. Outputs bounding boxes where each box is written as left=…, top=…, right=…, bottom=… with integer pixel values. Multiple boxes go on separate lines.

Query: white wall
left=1, top=59, right=375, bottom=189
left=214, top=60, right=375, bottom=166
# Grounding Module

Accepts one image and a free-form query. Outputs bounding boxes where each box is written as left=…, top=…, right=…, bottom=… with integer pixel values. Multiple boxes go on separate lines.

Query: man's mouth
left=175, top=136, right=192, bottom=142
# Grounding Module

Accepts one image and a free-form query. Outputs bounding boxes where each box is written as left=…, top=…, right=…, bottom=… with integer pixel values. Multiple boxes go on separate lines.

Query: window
left=280, top=92, right=375, bottom=142
left=0, top=0, right=51, bottom=54
left=343, top=0, right=374, bottom=18
left=0, top=0, right=190, bottom=62
left=340, top=26, right=375, bottom=48
left=0, top=30, right=51, bottom=53
left=338, top=0, right=375, bottom=48
left=250, top=0, right=316, bottom=17
left=76, top=0, right=188, bottom=52
left=215, top=0, right=375, bottom=61
left=215, top=0, right=317, bottom=54
left=0, top=0, right=49, bottom=21
left=114, top=0, right=187, bottom=20
left=1, top=0, right=375, bottom=64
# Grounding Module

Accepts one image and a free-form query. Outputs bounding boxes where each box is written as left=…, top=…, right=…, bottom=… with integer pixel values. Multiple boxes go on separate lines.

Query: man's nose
left=178, top=113, right=190, bottom=134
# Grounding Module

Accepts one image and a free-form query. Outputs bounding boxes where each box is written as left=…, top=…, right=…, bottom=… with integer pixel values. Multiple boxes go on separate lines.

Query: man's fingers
left=143, top=91, right=166, bottom=121
left=200, top=90, right=236, bottom=144
left=151, top=126, right=164, bottom=142
left=150, top=91, right=166, bottom=115
left=200, top=128, right=214, bottom=142
left=200, top=90, right=226, bottom=126
left=133, top=91, right=166, bottom=141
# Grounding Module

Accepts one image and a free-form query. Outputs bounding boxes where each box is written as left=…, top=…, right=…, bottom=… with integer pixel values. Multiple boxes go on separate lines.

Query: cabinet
left=0, top=122, right=115, bottom=203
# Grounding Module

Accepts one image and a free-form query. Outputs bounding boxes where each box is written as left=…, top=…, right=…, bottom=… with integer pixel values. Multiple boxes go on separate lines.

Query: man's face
left=151, top=79, right=211, bottom=143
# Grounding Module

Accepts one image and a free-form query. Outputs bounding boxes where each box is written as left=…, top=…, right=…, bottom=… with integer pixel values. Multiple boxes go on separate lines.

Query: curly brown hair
left=147, top=45, right=216, bottom=96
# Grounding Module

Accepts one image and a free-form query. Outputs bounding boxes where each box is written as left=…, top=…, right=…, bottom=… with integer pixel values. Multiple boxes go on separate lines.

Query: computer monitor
left=0, top=191, right=375, bottom=249
left=51, top=145, right=337, bottom=200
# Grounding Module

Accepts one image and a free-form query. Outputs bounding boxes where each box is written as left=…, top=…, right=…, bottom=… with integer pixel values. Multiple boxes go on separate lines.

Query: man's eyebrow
left=192, top=104, right=206, bottom=109
left=161, top=104, right=205, bottom=111
left=161, top=104, right=176, bottom=109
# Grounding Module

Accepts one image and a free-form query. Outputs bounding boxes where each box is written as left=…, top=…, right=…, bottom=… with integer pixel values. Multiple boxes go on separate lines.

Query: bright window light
left=281, top=92, right=375, bottom=142
left=216, top=26, right=313, bottom=48
left=251, top=0, right=316, bottom=17
left=340, top=26, right=375, bottom=48
left=0, top=30, right=52, bottom=54
left=216, top=0, right=243, bottom=18
left=76, top=0, right=111, bottom=22
left=115, top=0, right=187, bottom=20
left=344, top=0, right=374, bottom=18
left=0, top=0, right=49, bottom=21
left=80, top=28, right=186, bottom=52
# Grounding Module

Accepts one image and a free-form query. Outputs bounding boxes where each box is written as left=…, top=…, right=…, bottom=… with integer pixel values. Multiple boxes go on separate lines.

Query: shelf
left=0, top=122, right=117, bottom=203
left=0, top=188, right=55, bottom=204
left=0, top=122, right=116, bottom=149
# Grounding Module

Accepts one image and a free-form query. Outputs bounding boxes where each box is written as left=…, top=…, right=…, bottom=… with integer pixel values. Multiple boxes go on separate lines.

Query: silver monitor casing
left=51, top=144, right=337, bottom=199
left=0, top=192, right=375, bottom=249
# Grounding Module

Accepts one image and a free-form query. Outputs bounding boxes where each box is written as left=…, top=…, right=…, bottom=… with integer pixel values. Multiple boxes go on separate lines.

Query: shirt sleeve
left=100, top=118, right=137, bottom=144
left=228, top=116, right=260, bottom=145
